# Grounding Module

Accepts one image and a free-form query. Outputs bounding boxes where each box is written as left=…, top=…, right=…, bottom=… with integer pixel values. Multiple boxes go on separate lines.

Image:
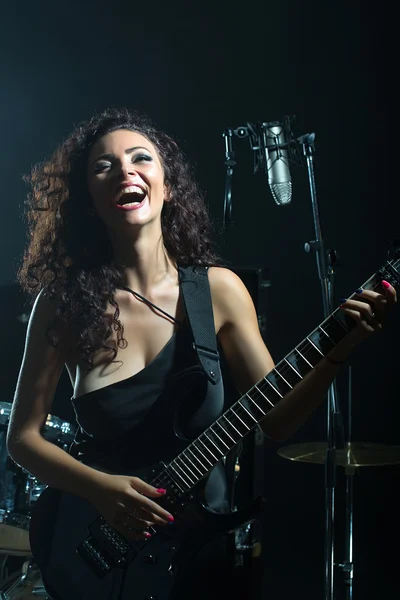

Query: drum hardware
left=278, top=440, right=400, bottom=598
left=278, top=365, right=400, bottom=600
left=0, top=401, right=76, bottom=559
left=0, top=557, right=51, bottom=599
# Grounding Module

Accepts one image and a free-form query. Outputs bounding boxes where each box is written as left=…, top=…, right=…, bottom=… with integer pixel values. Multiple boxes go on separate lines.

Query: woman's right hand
left=85, top=472, right=174, bottom=540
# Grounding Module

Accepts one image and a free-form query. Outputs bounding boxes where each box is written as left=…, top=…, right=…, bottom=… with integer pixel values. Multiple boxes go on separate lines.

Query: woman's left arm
left=209, top=268, right=397, bottom=441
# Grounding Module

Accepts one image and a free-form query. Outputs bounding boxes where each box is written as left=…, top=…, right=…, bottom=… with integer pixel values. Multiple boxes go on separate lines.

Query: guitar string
left=142, top=262, right=400, bottom=499
left=156, top=314, right=351, bottom=489
left=116, top=262, right=400, bottom=586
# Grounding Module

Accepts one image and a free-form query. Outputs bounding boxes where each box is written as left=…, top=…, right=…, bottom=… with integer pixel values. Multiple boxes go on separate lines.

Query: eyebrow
left=92, top=146, right=152, bottom=164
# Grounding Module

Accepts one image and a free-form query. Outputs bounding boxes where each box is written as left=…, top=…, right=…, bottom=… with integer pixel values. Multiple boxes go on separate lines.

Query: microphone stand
left=301, top=133, right=345, bottom=600
left=221, top=122, right=347, bottom=599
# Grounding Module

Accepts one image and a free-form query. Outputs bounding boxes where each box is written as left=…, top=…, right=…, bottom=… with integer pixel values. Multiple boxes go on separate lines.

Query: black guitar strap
left=179, top=266, right=244, bottom=520
left=178, top=265, right=221, bottom=385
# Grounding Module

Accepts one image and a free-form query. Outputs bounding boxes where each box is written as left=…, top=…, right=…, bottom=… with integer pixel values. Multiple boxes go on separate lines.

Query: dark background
left=0, top=1, right=397, bottom=598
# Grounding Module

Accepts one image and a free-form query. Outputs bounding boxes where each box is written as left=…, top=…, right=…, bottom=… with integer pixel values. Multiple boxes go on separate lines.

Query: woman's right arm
left=6, top=289, right=109, bottom=501
left=6, top=290, right=173, bottom=537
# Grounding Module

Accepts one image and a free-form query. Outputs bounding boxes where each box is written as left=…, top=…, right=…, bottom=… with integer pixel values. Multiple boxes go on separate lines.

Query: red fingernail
left=382, top=280, right=391, bottom=289
left=167, top=515, right=174, bottom=522
left=157, top=488, right=167, bottom=494
left=144, top=532, right=152, bottom=538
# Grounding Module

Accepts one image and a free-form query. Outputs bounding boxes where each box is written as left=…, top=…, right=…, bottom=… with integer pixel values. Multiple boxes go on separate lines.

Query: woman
left=6, top=107, right=397, bottom=599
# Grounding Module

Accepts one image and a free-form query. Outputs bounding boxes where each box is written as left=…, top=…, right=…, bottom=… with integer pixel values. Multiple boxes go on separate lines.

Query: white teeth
left=119, top=185, right=145, bottom=197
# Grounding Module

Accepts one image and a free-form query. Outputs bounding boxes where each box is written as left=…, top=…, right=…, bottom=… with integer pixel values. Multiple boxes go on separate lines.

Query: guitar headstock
left=375, top=239, right=400, bottom=292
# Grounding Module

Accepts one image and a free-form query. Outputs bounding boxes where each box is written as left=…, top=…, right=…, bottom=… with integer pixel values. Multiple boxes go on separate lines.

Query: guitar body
left=29, top=474, right=264, bottom=600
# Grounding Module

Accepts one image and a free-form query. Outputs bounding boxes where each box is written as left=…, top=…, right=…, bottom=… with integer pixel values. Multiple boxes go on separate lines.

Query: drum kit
left=0, top=401, right=76, bottom=600
left=277, top=439, right=400, bottom=599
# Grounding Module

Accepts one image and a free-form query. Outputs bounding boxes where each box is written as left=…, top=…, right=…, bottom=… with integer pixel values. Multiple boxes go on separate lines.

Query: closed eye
left=133, top=154, right=152, bottom=163
left=93, top=154, right=152, bottom=173
left=93, top=161, right=111, bottom=173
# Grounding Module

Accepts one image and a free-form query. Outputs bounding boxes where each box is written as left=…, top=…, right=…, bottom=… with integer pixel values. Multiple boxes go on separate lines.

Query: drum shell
left=0, top=402, right=76, bottom=557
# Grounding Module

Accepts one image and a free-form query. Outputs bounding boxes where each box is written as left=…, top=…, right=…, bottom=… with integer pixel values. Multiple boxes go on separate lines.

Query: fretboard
left=155, top=255, right=400, bottom=495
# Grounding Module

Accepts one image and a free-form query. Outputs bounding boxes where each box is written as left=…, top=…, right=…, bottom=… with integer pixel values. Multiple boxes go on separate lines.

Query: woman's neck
left=110, top=228, right=177, bottom=295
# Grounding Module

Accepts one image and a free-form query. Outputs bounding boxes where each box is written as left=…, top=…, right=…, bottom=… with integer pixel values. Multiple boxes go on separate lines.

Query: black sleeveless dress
left=68, top=279, right=241, bottom=598
left=69, top=319, right=237, bottom=512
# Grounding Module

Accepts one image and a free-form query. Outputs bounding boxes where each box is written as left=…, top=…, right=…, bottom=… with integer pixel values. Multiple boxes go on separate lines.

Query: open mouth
left=115, top=185, right=147, bottom=207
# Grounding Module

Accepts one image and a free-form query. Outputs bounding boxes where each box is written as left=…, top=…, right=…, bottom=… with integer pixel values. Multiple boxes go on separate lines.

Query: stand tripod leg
left=0, top=555, right=8, bottom=585
left=324, top=443, right=336, bottom=600
left=338, top=464, right=355, bottom=600
left=338, top=369, right=355, bottom=599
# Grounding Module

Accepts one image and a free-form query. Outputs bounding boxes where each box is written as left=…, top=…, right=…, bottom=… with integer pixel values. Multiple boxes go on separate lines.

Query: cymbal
left=277, top=442, right=400, bottom=467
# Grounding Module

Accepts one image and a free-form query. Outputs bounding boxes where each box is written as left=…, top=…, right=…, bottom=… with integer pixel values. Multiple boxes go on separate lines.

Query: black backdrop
left=0, top=2, right=397, bottom=598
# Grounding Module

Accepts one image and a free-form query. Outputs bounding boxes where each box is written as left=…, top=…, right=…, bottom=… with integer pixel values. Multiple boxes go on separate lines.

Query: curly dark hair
left=18, top=107, right=222, bottom=367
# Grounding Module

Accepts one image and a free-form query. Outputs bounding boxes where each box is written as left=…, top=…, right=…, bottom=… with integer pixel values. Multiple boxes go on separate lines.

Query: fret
left=278, top=359, right=303, bottom=386
left=324, top=313, right=351, bottom=343
left=214, top=419, right=236, bottom=444
left=245, top=392, right=267, bottom=417
left=185, top=446, right=209, bottom=474
left=203, top=431, right=226, bottom=458
left=307, top=336, right=324, bottom=356
left=191, top=441, right=214, bottom=467
left=174, top=456, right=199, bottom=483
left=171, top=459, right=196, bottom=487
left=230, top=406, right=252, bottom=431
left=297, top=339, right=323, bottom=367
left=284, top=357, right=303, bottom=379
left=210, top=424, right=232, bottom=449
left=254, top=382, right=278, bottom=408
left=225, top=409, right=249, bottom=437
left=273, top=368, right=293, bottom=389
left=237, top=400, right=258, bottom=423
left=318, top=325, right=336, bottom=346
left=260, top=379, right=282, bottom=399
left=266, top=368, right=292, bottom=396
left=285, top=350, right=312, bottom=378
left=308, top=329, right=333, bottom=356
left=205, top=428, right=231, bottom=455
left=167, top=463, right=191, bottom=491
left=295, top=348, right=313, bottom=368
left=182, top=449, right=206, bottom=476
left=219, top=415, right=242, bottom=440
left=198, top=438, right=218, bottom=462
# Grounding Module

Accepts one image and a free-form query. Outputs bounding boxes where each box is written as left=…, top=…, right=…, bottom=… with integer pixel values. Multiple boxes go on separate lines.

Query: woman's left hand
left=332, top=279, right=397, bottom=359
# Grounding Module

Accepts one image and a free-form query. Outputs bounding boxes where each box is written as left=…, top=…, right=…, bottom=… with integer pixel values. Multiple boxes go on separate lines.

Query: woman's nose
left=117, top=160, right=137, bottom=179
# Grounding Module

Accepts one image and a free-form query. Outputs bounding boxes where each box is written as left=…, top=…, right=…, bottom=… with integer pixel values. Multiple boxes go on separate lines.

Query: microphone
left=261, top=121, right=293, bottom=205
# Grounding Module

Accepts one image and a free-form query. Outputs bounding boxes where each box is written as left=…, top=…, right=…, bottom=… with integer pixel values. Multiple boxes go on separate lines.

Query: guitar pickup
left=77, top=536, right=112, bottom=578
left=77, top=518, right=138, bottom=578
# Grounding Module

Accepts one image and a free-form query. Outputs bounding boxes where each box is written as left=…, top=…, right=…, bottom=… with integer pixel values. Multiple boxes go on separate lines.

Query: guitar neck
left=155, top=257, right=400, bottom=496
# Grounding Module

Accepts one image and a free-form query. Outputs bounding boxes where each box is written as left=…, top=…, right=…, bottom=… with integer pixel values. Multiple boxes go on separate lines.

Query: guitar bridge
left=77, top=518, right=137, bottom=578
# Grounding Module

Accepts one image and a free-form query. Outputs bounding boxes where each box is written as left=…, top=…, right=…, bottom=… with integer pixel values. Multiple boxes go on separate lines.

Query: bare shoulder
left=26, top=288, right=60, bottom=340
left=208, top=266, right=252, bottom=298
left=208, top=266, right=258, bottom=330
left=208, top=267, right=274, bottom=392
left=22, top=287, right=71, bottom=369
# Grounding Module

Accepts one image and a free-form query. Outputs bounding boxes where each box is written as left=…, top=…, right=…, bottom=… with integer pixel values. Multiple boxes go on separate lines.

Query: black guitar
left=29, top=252, right=400, bottom=600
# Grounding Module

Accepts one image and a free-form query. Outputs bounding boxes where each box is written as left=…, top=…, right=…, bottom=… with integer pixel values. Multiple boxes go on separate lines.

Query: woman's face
left=87, top=129, right=167, bottom=232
